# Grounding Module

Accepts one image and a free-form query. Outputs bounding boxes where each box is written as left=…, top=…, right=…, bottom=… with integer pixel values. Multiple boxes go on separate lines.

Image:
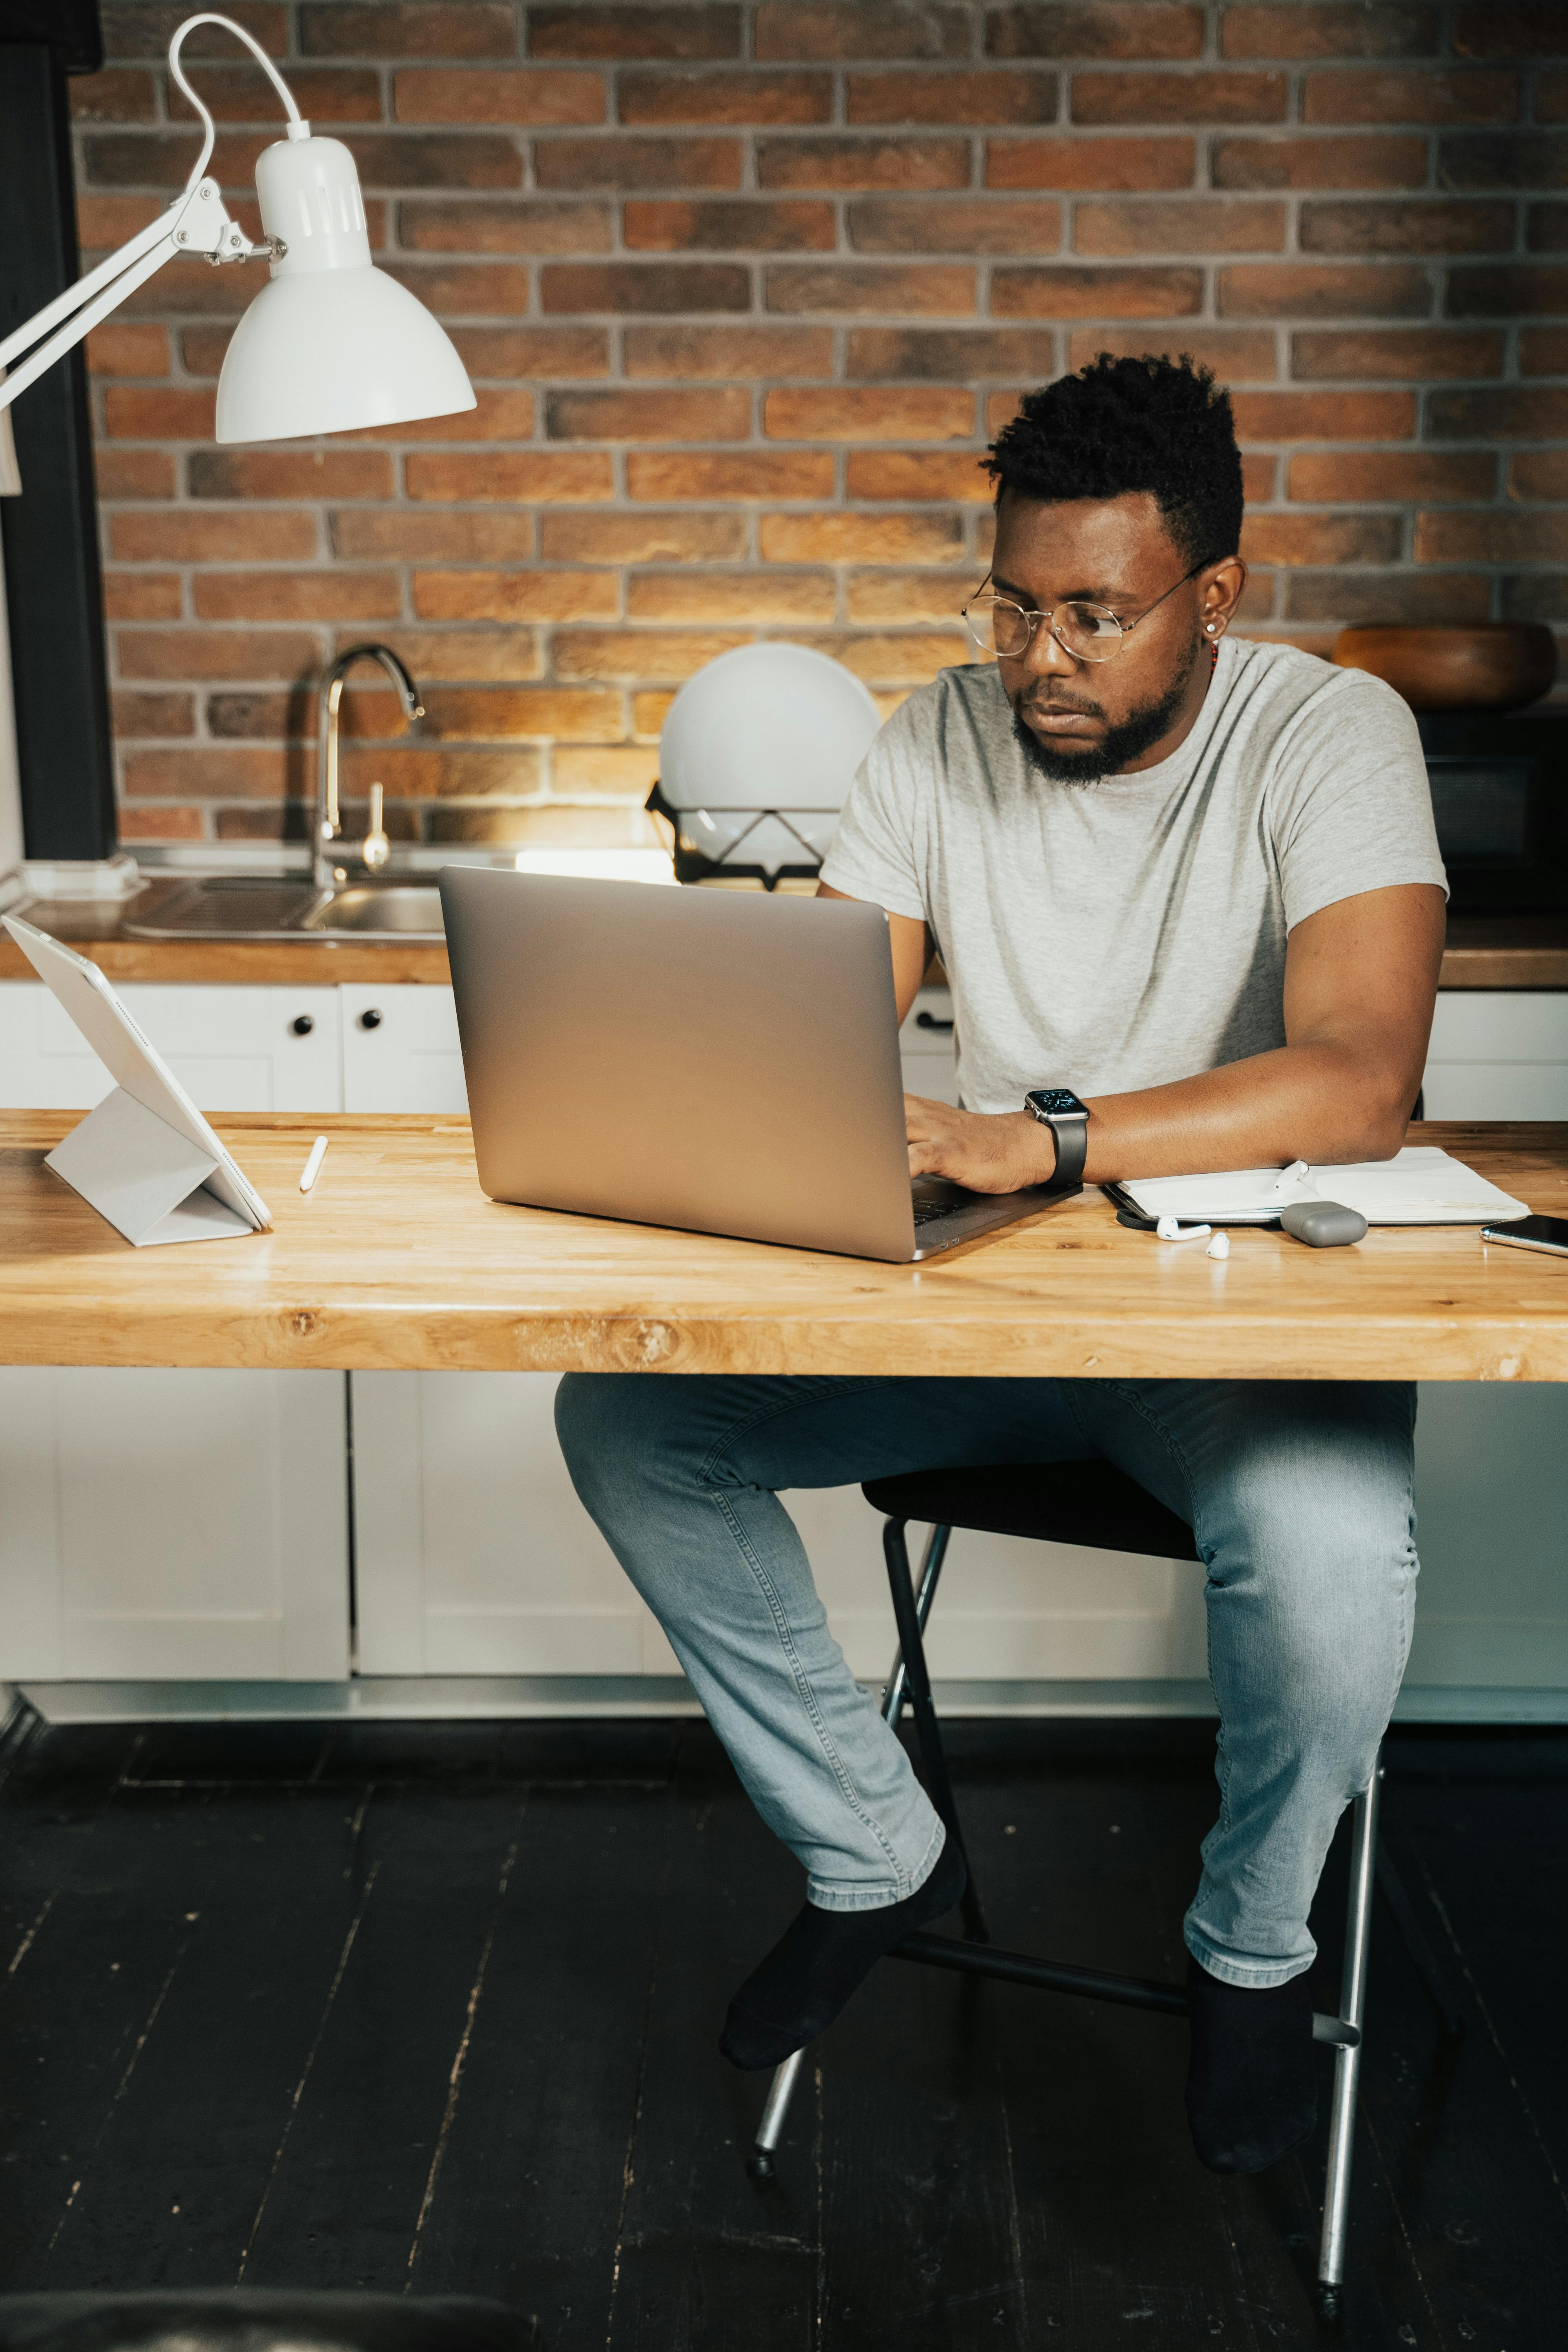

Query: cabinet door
left=1424, top=991, right=1568, bottom=1120
left=0, top=1368, right=349, bottom=1681
left=1408, top=1383, right=1568, bottom=1699
left=341, top=984, right=467, bottom=1114
left=0, top=981, right=342, bottom=1112
left=900, top=984, right=958, bottom=1107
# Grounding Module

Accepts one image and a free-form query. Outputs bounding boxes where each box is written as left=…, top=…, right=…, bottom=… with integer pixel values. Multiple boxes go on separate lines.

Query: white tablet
left=3, top=914, right=271, bottom=1244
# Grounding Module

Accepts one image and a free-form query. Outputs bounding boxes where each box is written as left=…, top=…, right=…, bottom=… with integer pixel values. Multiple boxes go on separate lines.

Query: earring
left=1205, top=622, right=1217, bottom=634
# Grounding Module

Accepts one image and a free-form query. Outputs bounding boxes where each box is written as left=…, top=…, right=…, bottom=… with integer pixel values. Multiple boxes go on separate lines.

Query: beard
left=1010, top=636, right=1201, bottom=784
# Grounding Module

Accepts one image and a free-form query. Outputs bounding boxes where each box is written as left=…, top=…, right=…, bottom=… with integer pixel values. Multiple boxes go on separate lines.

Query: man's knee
left=554, top=1371, right=683, bottom=1522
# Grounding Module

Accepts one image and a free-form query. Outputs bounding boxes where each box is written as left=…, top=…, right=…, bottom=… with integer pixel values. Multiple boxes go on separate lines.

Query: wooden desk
left=3, top=1114, right=1567, bottom=1383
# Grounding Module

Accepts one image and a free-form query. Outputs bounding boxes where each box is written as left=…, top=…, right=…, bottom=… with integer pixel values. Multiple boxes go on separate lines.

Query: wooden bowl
left=1332, top=623, right=1558, bottom=711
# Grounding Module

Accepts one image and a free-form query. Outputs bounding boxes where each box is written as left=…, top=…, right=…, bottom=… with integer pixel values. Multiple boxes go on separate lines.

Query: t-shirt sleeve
left=818, top=689, right=931, bottom=922
left=1268, top=666, right=1448, bottom=930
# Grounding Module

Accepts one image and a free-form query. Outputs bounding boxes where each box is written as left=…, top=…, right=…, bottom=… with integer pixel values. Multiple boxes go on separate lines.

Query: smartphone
left=1482, top=1215, right=1568, bottom=1257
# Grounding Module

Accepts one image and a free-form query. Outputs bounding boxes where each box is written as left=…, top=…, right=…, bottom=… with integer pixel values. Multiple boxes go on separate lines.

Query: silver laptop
left=439, top=868, right=1073, bottom=1263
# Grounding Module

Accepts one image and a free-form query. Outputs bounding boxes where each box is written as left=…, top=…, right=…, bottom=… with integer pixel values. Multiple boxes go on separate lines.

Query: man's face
left=988, top=489, right=1215, bottom=783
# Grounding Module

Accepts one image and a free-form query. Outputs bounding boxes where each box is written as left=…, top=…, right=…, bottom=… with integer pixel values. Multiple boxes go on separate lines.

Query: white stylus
left=299, top=1134, right=328, bottom=1194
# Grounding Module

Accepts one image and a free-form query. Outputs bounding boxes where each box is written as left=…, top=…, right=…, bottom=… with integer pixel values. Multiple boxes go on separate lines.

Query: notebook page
left=1122, top=1146, right=1530, bottom=1227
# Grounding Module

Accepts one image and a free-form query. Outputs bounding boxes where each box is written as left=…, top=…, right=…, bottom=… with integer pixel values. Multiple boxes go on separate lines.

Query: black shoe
left=720, top=1835, right=968, bottom=2072
left=1185, top=1951, right=1318, bottom=2174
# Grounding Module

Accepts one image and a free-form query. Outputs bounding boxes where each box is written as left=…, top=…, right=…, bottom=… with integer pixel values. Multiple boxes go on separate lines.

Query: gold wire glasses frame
left=962, top=559, right=1208, bottom=665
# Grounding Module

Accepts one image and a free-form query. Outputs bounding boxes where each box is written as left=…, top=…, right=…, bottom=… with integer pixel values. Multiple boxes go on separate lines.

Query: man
left=556, top=354, right=1446, bottom=2176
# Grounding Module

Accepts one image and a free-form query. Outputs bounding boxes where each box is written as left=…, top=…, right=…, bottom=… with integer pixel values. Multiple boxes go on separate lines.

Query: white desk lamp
left=0, top=9, right=474, bottom=477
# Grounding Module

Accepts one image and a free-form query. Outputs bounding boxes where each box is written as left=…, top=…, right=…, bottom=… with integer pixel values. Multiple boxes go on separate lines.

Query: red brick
left=298, top=4, right=514, bottom=56
left=413, top=571, right=619, bottom=622
left=104, top=5, right=285, bottom=56
left=1066, top=325, right=1278, bottom=376
left=397, top=200, right=612, bottom=254
left=766, top=263, right=976, bottom=314
left=1447, top=265, right=1568, bottom=317
left=1301, top=198, right=1515, bottom=254
left=76, top=194, right=163, bottom=247
left=540, top=511, right=748, bottom=561
left=1531, top=204, right=1568, bottom=254
left=178, top=327, right=234, bottom=377
left=96, top=450, right=176, bottom=499
left=320, top=134, right=524, bottom=189
left=1290, top=325, right=1504, bottom=376
left=844, top=450, right=993, bottom=501
left=845, top=569, right=978, bottom=622
left=1541, top=72, right=1568, bottom=123
left=759, top=510, right=965, bottom=562
left=120, top=806, right=207, bottom=842
left=166, top=64, right=381, bottom=122
left=623, top=324, right=835, bottom=376
left=534, top=135, right=740, bottom=188
left=103, top=574, right=183, bottom=620
left=627, top=571, right=835, bottom=621
left=1075, top=199, right=1286, bottom=254
left=1454, top=4, right=1566, bottom=57
left=408, top=686, right=620, bottom=736
left=992, top=265, right=1203, bottom=318
left=330, top=511, right=537, bottom=560
left=381, top=261, right=532, bottom=314
left=792, top=629, right=969, bottom=682
left=194, top=571, right=401, bottom=621
left=81, top=130, right=276, bottom=191
left=110, top=690, right=195, bottom=738
left=626, top=450, right=836, bottom=498
left=633, top=690, right=677, bottom=734
left=450, top=326, right=612, bottom=377
left=103, top=386, right=216, bottom=438
left=1218, top=261, right=1430, bottom=315
left=1500, top=579, right=1568, bottom=622
left=1285, top=570, right=1490, bottom=620
left=203, top=690, right=316, bottom=739
left=848, top=326, right=1057, bottom=377
left=548, top=747, right=664, bottom=795
left=394, top=67, right=604, bottom=123
left=755, top=5, right=970, bottom=60
left=988, top=4, right=1203, bottom=58
left=529, top=5, right=741, bottom=59
left=845, top=198, right=1058, bottom=256
left=348, top=629, right=546, bottom=681
left=1520, top=328, right=1568, bottom=375
left=553, top=628, right=749, bottom=679
left=406, top=452, right=615, bottom=500
left=123, top=746, right=297, bottom=800
left=1416, top=512, right=1568, bottom=561
left=1303, top=69, right=1521, bottom=124
left=1243, top=452, right=1278, bottom=501
left=1222, top=4, right=1439, bottom=58
left=847, top=71, right=1058, bottom=126
left=547, top=387, right=752, bottom=438
left=1442, top=134, right=1568, bottom=191
left=1232, top=389, right=1416, bottom=437
left=757, top=137, right=970, bottom=191
left=71, top=69, right=156, bottom=122
left=1073, top=71, right=1287, bottom=125
left=1212, top=133, right=1428, bottom=188
left=1510, top=452, right=1568, bottom=498
left=1240, top=514, right=1403, bottom=564
left=349, top=744, right=549, bottom=797
left=624, top=198, right=836, bottom=249
left=1289, top=450, right=1497, bottom=503
left=1430, top=387, right=1568, bottom=437
left=85, top=323, right=168, bottom=376
left=121, top=258, right=260, bottom=323
left=619, top=70, right=831, bottom=124
left=766, top=387, right=974, bottom=439
left=110, top=510, right=318, bottom=563
left=985, top=137, right=1194, bottom=191
left=345, top=388, right=538, bottom=443
left=540, top=261, right=750, bottom=312
left=115, top=628, right=323, bottom=681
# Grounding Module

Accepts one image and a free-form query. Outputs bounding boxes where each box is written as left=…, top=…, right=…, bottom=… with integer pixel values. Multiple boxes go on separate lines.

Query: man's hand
left=905, top=1096, right=1057, bottom=1193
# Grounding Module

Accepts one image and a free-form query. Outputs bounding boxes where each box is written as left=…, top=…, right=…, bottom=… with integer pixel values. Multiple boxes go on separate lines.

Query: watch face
left=1029, top=1088, right=1088, bottom=1118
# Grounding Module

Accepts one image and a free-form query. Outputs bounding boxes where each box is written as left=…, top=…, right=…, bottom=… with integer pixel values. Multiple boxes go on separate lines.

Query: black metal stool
left=747, top=1459, right=1460, bottom=2319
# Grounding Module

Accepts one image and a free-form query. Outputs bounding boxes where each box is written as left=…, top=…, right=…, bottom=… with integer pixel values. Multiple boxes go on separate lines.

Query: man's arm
left=818, top=880, right=931, bottom=1022
left=896, top=881, right=1446, bottom=1192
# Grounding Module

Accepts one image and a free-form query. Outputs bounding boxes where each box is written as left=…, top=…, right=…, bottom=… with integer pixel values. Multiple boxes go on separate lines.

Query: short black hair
left=985, top=351, right=1244, bottom=570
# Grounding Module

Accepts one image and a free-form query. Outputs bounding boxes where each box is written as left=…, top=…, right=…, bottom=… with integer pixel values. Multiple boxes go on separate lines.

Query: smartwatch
left=1024, top=1087, right=1090, bottom=1189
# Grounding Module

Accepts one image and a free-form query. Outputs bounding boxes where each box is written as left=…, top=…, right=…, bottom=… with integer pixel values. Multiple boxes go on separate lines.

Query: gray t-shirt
left=820, top=635, right=1447, bottom=1114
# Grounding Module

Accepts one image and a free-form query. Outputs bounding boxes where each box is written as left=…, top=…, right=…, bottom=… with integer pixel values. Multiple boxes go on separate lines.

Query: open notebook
left=1109, top=1146, right=1531, bottom=1230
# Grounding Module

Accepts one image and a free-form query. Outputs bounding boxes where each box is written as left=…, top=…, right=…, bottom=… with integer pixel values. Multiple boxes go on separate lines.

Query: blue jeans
left=554, top=1374, right=1418, bottom=1988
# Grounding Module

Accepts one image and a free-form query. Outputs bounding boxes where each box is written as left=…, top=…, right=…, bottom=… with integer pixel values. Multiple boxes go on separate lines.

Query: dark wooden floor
left=0, top=1709, right=1564, bottom=2350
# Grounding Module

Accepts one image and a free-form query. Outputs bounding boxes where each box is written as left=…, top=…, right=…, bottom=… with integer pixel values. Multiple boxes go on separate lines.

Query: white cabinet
left=900, top=983, right=958, bottom=1105
left=0, top=980, right=342, bottom=1111
left=1423, top=991, right=1568, bottom=1120
left=341, top=982, right=466, bottom=1113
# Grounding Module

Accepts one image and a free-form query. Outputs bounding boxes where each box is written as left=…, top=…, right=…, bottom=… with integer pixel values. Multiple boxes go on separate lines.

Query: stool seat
left=862, top=1459, right=1199, bottom=1563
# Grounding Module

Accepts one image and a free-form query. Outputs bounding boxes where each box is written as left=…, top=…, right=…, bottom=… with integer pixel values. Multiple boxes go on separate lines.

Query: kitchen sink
left=122, top=876, right=446, bottom=942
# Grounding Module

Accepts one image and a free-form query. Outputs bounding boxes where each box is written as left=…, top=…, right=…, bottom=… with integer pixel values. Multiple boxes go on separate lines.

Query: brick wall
left=69, top=0, right=1568, bottom=853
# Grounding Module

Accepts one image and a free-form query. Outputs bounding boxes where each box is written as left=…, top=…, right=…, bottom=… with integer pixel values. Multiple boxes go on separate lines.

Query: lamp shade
left=215, top=130, right=475, bottom=444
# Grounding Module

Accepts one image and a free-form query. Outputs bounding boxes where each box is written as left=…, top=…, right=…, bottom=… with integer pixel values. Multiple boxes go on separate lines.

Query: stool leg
left=748, top=2047, right=806, bottom=2185
left=881, top=1523, right=951, bottom=1728
left=1317, top=1755, right=1380, bottom=2318
left=884, top=1517, right=989, bottom=1945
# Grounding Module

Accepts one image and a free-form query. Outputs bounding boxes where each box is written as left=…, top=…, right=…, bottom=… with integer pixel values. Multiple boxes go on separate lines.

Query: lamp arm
left=168, top=13, right=307, bottom=191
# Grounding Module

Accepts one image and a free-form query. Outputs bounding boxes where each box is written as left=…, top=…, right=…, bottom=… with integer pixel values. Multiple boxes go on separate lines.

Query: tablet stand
left=47, top=1087, right=254, bottom=1247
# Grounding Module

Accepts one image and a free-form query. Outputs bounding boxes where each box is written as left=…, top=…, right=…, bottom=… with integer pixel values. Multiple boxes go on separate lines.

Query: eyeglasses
left=962, top=561, right=1207, bottom=665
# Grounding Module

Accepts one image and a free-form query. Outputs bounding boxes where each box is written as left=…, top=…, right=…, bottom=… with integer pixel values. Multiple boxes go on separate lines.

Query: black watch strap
left=1024, top=1088, right=1090, bottom=1189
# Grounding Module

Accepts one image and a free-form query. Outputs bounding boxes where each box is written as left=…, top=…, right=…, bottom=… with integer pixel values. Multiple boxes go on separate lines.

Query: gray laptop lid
left=440, top=868, right=918, bottom=1260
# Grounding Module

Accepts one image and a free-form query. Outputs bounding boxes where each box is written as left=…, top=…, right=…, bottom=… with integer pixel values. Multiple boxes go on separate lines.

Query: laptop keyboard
left=911, top=1178, right=982, bottom=1228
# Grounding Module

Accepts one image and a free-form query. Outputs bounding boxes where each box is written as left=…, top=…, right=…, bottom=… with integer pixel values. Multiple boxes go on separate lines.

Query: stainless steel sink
left=123, top=876, right=446, bottom=942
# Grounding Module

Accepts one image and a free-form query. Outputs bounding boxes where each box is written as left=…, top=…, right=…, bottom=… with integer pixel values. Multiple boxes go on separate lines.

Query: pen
left=299, top=1135, right=328, bottom=1194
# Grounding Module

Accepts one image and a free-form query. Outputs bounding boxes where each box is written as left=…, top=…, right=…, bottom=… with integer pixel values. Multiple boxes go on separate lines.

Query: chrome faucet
left=315, top=644, right=424, bottom=889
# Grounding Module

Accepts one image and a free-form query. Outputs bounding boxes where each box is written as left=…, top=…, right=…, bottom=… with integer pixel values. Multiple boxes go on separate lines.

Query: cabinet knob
left=290, top=1013, right=315, bottom=1037
left=359, top=1007, right=383, bottom=1031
